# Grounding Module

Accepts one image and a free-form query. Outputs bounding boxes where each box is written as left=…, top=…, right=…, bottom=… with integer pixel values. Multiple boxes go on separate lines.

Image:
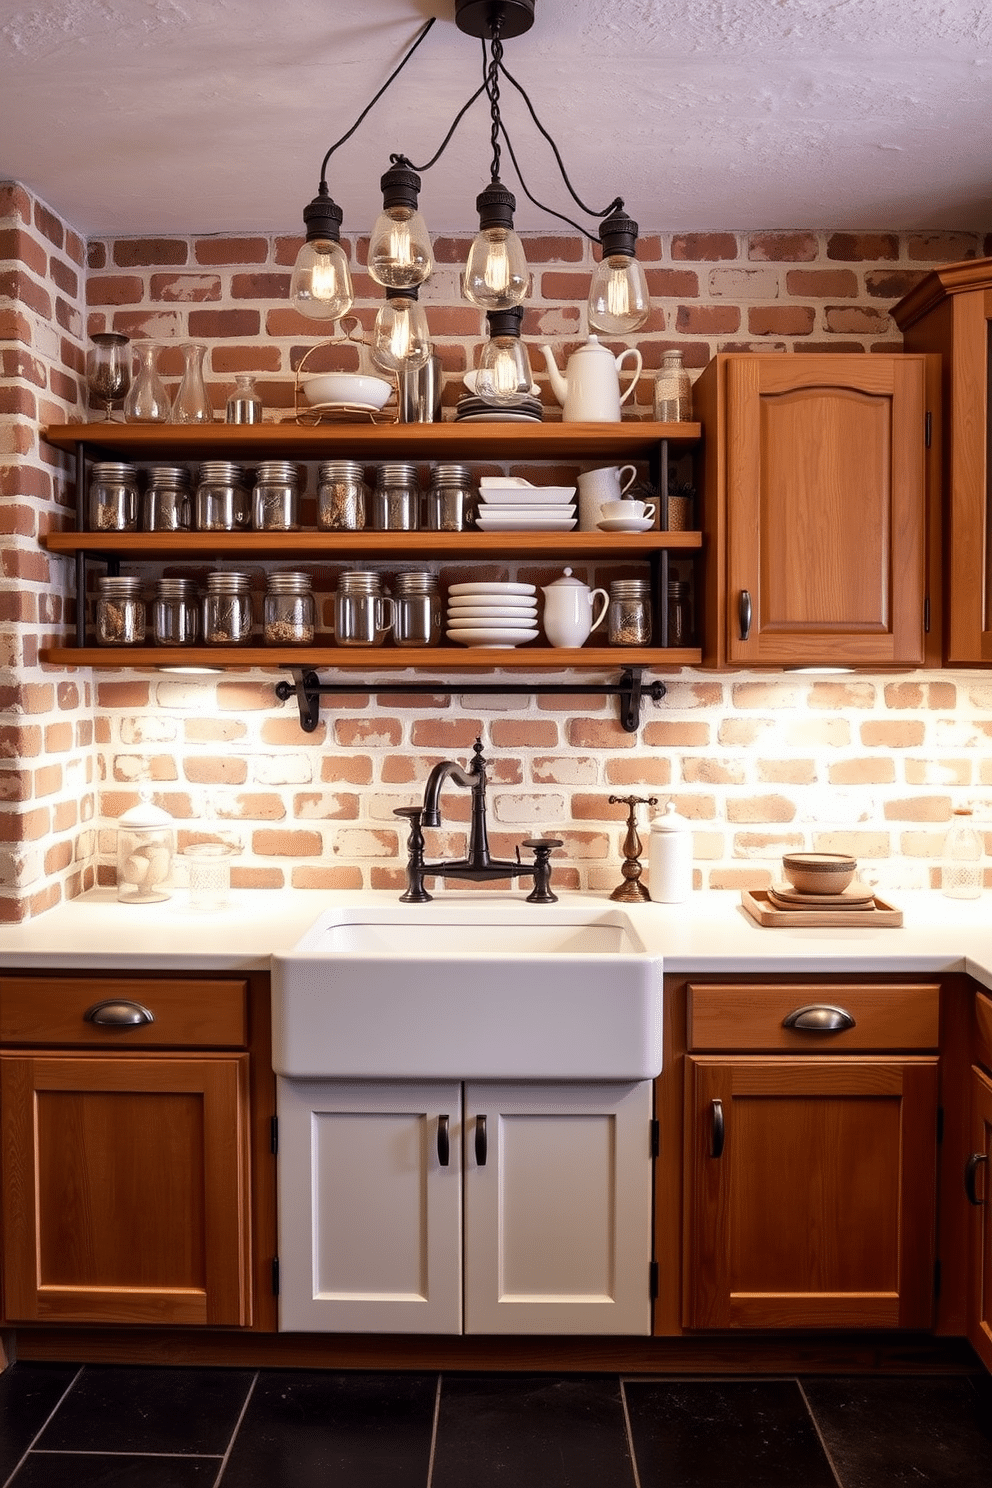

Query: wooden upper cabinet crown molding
left=892, top=254, right=992, bottom=330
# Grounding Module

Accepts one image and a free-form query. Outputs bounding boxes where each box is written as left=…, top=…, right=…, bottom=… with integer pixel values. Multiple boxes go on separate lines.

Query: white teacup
left=600, top=500, right=650, bottom=522
left=576, top=464, right=638, bottom=531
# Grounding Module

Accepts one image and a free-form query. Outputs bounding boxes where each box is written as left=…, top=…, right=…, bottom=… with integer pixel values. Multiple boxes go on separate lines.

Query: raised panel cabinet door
left=726, top=355, right=926, bottom=666
left=0, top=1053, right=251, bottom=1326
left=967, top=1066, right=992, bottom=1371
left=276, top=1078, right=463, bottom=1334
left=683, top=1055, right=938, bottom=1331
left=463, top=1079, right=653, bottom=1335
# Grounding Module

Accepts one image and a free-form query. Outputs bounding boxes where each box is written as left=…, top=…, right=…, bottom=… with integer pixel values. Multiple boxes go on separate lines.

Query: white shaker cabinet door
left=276, top=1077, right=462, bottom=1333
left=463, top=1079, right=654, bottom=1335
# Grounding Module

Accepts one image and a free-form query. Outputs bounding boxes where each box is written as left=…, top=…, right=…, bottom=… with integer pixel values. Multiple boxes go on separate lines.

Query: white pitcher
left=576, top=464, right=638, bottom=531
left=539, top=335, right=643, bottom=422
left=541, top=568, right=610, bottom=648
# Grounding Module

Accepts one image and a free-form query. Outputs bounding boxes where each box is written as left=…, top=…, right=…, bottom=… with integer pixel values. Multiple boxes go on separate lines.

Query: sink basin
left=271, top=899, right=663, bottom=1080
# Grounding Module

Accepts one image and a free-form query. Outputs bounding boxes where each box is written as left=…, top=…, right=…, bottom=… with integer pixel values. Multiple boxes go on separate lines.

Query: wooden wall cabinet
left=681, top=981, right=940, bottom=1331
left=895, top=257, right=992, bottom=665
left=0, top=974, right=257, bottom=1328
left=696, top=354, right=930, bottom=668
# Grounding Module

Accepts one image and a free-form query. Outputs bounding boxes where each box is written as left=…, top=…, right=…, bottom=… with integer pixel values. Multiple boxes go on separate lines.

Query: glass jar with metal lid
left=143, top=465, right=192, bottom=531
left=393, top=570, right=441, bottom=646
left=264, top=571, right=316, bottom=645
left=666, top=578, right=692, bottom=647
left=426, top=463, right=475, bottom=532
left=203, top=571, right=253, bottom=644
left=152, top=577, right=199, bottom=646
left=317, top=460, right=367, bottom=531
left=333, top=570, right=395, bottom=646
left=89, top=462, right=139, bottom=532
left=608, top=577, right=652, bottom=646
left=195, top=461, right=250, bottom=531
left=371, top=462, right=420, bottom=531
left=96, top=575, right=145, bottom=645
left=252, top=460, right=301, bottom=532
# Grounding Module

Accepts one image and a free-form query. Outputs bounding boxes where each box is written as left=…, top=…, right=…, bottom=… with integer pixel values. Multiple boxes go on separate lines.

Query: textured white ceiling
left=2, top=0, right=991, bottom=237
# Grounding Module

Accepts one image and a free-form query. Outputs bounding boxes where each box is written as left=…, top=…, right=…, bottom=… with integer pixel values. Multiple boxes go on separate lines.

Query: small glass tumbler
left=185, top=843, right=235, bottom=911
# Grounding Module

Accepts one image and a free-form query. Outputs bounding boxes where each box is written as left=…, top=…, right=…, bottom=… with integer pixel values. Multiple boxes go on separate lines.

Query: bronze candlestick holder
left=608, top=794, right=658, bottom=902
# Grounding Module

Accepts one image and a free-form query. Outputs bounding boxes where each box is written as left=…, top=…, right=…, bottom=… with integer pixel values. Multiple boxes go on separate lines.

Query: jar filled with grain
left=317, top=460, right=367, bottom=531
left=371, top=462, right=420, bottom=531
left=203, top=571, right=253, bottom=645
left=264, top=570, right=315, bottom=645
left=89, top=462, right=139, bottom=532
left=608, top=577, right=652, bottom=646
left=96, top=574, right=145, bottom=645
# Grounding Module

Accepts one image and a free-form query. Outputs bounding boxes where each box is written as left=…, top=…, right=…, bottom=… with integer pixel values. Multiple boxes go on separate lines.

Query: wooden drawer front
left=976, top=992, right=992, bottom=1074
left=687, top=983, right=940, bottom=1052
left=0, top=977, right=248, bottom=1048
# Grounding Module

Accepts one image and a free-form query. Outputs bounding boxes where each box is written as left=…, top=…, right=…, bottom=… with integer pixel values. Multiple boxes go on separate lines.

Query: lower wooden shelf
left=39, top=645, right=701, bottom=670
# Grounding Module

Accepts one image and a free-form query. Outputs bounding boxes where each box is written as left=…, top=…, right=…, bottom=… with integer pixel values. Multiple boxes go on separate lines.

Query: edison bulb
left=587, top=253, right=650, bottom=335
left=369, top=206, right=432, bottom=289
left=475, top=335, right=532, bottom=406
left=463, top=227, right=529, bottom=310
left=290, top=238, right=354, bottom=321
left=371, top=295, right=432, bottom=371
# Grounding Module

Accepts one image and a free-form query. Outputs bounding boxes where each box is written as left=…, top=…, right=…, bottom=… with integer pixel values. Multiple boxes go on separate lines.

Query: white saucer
left=448, top=581, right=536, bottom=597
left=477, top=486, right=575, bottom=506
left=477, top=516, right=576, bottom=531
left=447, top=605, right=538, bottom=620
left=596, top=516, right=656, bottom=533
left=447, top=626, right=540, bottom=646
left=447, top=615, right=537, bottom=630
left=476, top=504, right=576, bottom=518
left=455, top=411, right=543, bottom=423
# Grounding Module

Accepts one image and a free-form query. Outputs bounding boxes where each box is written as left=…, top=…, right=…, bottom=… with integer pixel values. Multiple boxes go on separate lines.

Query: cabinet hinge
left=936, top=1106, right=944, bottom=1144
left=934, top=1258, right=941, bottom=1298
left=270, top=1115, right=278, bottom=1155
left=649, top=1260, right=659, bottom=1300
left=272, top=1257, right=280, bottom=1296
left=925, top=410, right=932, bottom=449
left=650, top=1118, right=660, bottom=1158
left=923, top=596, right=931, bottom=635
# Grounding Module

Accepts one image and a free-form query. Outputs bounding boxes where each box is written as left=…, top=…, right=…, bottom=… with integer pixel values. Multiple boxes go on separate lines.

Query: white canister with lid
left=116, top=795, right=175, bottom=904
left=649, top=801, right=693, bottom=903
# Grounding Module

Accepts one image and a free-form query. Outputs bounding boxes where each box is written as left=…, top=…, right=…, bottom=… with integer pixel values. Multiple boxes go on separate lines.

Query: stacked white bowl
left=475, top=477, right=576, bottom=531
left=446, top=581, right=539, bottom=648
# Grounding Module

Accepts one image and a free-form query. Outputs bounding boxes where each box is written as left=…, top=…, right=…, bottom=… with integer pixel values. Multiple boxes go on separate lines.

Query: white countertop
left=1, top=887, right=991, bottom=990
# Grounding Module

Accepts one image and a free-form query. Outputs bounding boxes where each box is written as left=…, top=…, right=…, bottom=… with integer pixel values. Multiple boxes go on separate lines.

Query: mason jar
left=371, top=462, right=420, bottom=531
left=96, top=574, right=145, bottom=645
left=317, top=459, right=367, bottom=531
left=608, top=577, right=652, bottom=646
left=264, top=570, right=316, bottom=644
left=393, top=570, right=441, bottom=646
left=252, top=460, right=301, bottom=532
left=152, top=576, right=199, bottom=646
left=202, top=571, right=253, bottom=644
left=426, top=463, right=475, bottom=532
left=195, top=461, right=250, bottom=531
left=89, top=462, right=139, bottom=532
left=143, top=465, right=192, bottom=531
left=333, top=570, right=395, bottom=646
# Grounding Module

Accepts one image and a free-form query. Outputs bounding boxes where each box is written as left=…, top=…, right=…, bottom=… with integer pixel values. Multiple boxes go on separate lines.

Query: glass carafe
left=124, top=341, right=170, bottom=423
left=172, top=342, right=212, bottom=424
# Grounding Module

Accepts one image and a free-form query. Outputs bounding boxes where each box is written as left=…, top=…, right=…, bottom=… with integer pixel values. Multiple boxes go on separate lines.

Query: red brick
left=113, top=238, right=189, bottom=267
left=0, top=386, right=37, bottom=418
left=748, top=305, right=815, bottom=336
left=645, top=268, right=699, bottom=297
left=431, top=235, right=476, bottom=263
left=1, top=548, right=49, bottom=583
left=55, top=296, right=83, bottom=335
left=785, top=269, right=858, bottom=297
left=0, top=227, right=47, bottom=277
left=231, top=272, right=292, bottom=299
left=826, top=233, right=898, bottom=262
left=149, top=273, right=222, bottom=302
left=65, top=227, right=85, bottom=267
left=906, top=232, right=978, bottom=263
left=0, top=182, right=32, bottom=223
left=87, top=241, right=107, bottom=269
left=676, top=304, right=740, bottom=334
left=194, top=236, right=269, bottom=265
left=188, top=308, right=261, bottom=338
left=87, top=274, right=145, bottom=306
left=824, top=306, right=891, bottom=334
left=0, top=309, right=32, bottom=345
left=542, top=272, right=595, bottom=300
left=0, top=269, right=52, bottom=319
left=33, top=200, right=64, bottom=249
left=274, top=235, right=304, bottom=266
left=748, top=232, right=818, bottom=262
left=671, top=233, right=739, bottom=262
left=865, top=268, right=928, bottom=299
left=49, top=256, right=79, bottom=296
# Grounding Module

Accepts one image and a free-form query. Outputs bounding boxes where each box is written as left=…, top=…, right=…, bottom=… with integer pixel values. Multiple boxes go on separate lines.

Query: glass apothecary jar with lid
left=96, top=575, right=145, bottom=645
left=153, top=577, right=199, bottom=646
left=203, top=571, right=254, bottom=645
left=195, top=462, right=250, bottom=531
left=89, top=462, right=139, bottom=532
left=317, top=460, right=367, bottom=531
left=116, top=795, right=174, bottom=904
left=264, top=570, right=315, bottom=645
left=608, top=577, right=652, bottom=646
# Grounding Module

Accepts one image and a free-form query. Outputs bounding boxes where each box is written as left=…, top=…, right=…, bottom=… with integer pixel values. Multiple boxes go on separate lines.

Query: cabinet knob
left=83, top=1000, right=155, bottom=1028
left=437, top=1114, right=450, bottom=1167
left=965, top=1152, right=988, bottom=1206
left=738, top=589, right=752, bottom=641
left=710, top=1098, right=725, bottom=1158
left=782, top=1004, right=856, bottom=1033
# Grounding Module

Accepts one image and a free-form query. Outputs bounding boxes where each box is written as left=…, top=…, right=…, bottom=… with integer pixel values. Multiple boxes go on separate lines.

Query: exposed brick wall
left=6, top=188, right=992, bottom=916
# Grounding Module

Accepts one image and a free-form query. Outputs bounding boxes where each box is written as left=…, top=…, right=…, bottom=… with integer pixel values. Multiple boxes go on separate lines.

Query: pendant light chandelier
left=289, top=0, right=650, bottom=359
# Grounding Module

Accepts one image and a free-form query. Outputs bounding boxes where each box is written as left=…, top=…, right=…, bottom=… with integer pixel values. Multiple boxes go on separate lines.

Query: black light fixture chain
left=487, top=29, right=504, bottom=182
left=318, top=17, right=437, bottom=184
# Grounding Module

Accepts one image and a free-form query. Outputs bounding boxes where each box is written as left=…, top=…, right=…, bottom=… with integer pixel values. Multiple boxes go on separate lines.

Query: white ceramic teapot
left=541, top=568, right=610, bottom=648
left=539, top=334, right=643, bottom=422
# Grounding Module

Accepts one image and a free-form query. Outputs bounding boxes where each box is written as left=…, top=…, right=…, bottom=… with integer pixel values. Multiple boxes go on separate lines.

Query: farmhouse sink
left=271, top=899, right=663, bottom=1080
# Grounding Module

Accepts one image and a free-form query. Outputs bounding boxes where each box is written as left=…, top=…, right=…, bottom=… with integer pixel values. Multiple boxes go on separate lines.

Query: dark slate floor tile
left=218, top=1370, right=437, bottom=1488
left=0, top=1363, right=79, bottom=1482
left=431, top=1374, right=635, bottom=1488
left=8, top=1454, right=220, bottom=1488
left=34, top=1365, right=256, bottom=1456
left=802, top=1374, right=992, bottom=1488
left=623, top=1378, right=838, bottom=1488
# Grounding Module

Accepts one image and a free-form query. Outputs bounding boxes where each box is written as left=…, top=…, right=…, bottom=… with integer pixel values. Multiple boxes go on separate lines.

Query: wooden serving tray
left=742, top=888, right=903, bottom=927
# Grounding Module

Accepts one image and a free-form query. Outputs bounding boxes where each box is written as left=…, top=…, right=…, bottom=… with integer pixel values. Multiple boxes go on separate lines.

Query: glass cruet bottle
left=941, top=807, right=983, bottom=899
left=226, top=373, right=263, bottom=424
left=172, top=341, right=213, bottom=424
left=124, top=341, right=170, bottom=423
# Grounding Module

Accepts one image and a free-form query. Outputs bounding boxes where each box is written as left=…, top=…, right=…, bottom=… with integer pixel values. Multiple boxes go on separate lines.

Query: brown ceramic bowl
left=781, top=851, right=857, bottom=895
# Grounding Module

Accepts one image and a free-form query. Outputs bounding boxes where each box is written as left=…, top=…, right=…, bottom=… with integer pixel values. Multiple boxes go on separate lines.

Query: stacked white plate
left=446, top=581, right=539, bottom=648
left=476, top=478, right=577, bottom=532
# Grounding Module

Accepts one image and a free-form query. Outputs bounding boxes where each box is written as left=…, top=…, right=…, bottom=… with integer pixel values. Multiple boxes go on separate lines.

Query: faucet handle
left=524, top=837, right=562, bottom=904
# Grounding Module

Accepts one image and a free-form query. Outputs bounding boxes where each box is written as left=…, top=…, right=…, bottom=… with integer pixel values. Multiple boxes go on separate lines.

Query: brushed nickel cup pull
left=710, top=1098, right=725, bottom=1158
left=783, top=1004, right=856, bottom=1033
left=475, top=1113, right=488, bottom=1167
left=84, top=1000, right=155, bottom=1027
left=738, top=589, right=752, bottom=641
left=965, top=1152, right=988, bottom=1206
left=437, top=1114, right=450, bottom=1167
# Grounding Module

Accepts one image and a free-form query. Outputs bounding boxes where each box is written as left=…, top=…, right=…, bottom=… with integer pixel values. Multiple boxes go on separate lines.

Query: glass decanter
left=85, top=332, right=131, bottom=421
left=123, top=341, right=170, bottom=423
left=172, top=341, right=213, bottom=424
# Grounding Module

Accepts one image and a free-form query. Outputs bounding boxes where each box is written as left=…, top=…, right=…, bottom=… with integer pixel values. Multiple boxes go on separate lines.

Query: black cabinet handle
left=965, top=1152, right=988, bottom=1206
left=475, top=1114, right=488, bottom=1167
left=84, top=1000, right=154, bottom=1027
left=739, top=589, right=752, bottom=641
left=710, top=1098, right=725, bottom=1159
left=783, top=1004, right=856, bottom=1033
left=437, top=1114, right=450, bottom=1167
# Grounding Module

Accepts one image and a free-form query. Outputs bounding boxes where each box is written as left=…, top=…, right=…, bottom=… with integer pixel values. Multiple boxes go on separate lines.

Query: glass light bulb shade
left=368, top=206, right=433, bottom=289
left=463, top=227, right=529, bottom=310
left=370, top=297, right=433, bottom=371
left=475, top=336, right=532, bottom=406
left=290, top=238, right=354, bottom=321
left=587, top=253, right=650, bottom=335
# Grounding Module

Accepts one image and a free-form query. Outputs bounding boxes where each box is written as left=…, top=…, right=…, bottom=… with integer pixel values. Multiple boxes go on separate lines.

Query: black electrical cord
left=318, top=17, right=438, bottom=184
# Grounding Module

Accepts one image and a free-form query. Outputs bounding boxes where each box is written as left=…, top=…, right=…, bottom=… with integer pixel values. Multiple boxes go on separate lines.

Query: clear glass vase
left=172, top=341, right=212, bottom=424
left=124, top=341, right=170, bottom=423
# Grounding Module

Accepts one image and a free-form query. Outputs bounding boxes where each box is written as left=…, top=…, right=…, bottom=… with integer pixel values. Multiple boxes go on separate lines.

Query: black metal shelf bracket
left=274, top=667, right=666, bottom=734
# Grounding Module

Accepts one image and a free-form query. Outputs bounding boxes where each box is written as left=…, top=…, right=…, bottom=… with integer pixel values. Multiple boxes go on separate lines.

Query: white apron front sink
left=271, top=898, right=663, bottom=1080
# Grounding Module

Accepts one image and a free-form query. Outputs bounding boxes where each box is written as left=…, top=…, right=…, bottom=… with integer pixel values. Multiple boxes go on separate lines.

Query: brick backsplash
left=4, top=179, right=992, bottom=920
